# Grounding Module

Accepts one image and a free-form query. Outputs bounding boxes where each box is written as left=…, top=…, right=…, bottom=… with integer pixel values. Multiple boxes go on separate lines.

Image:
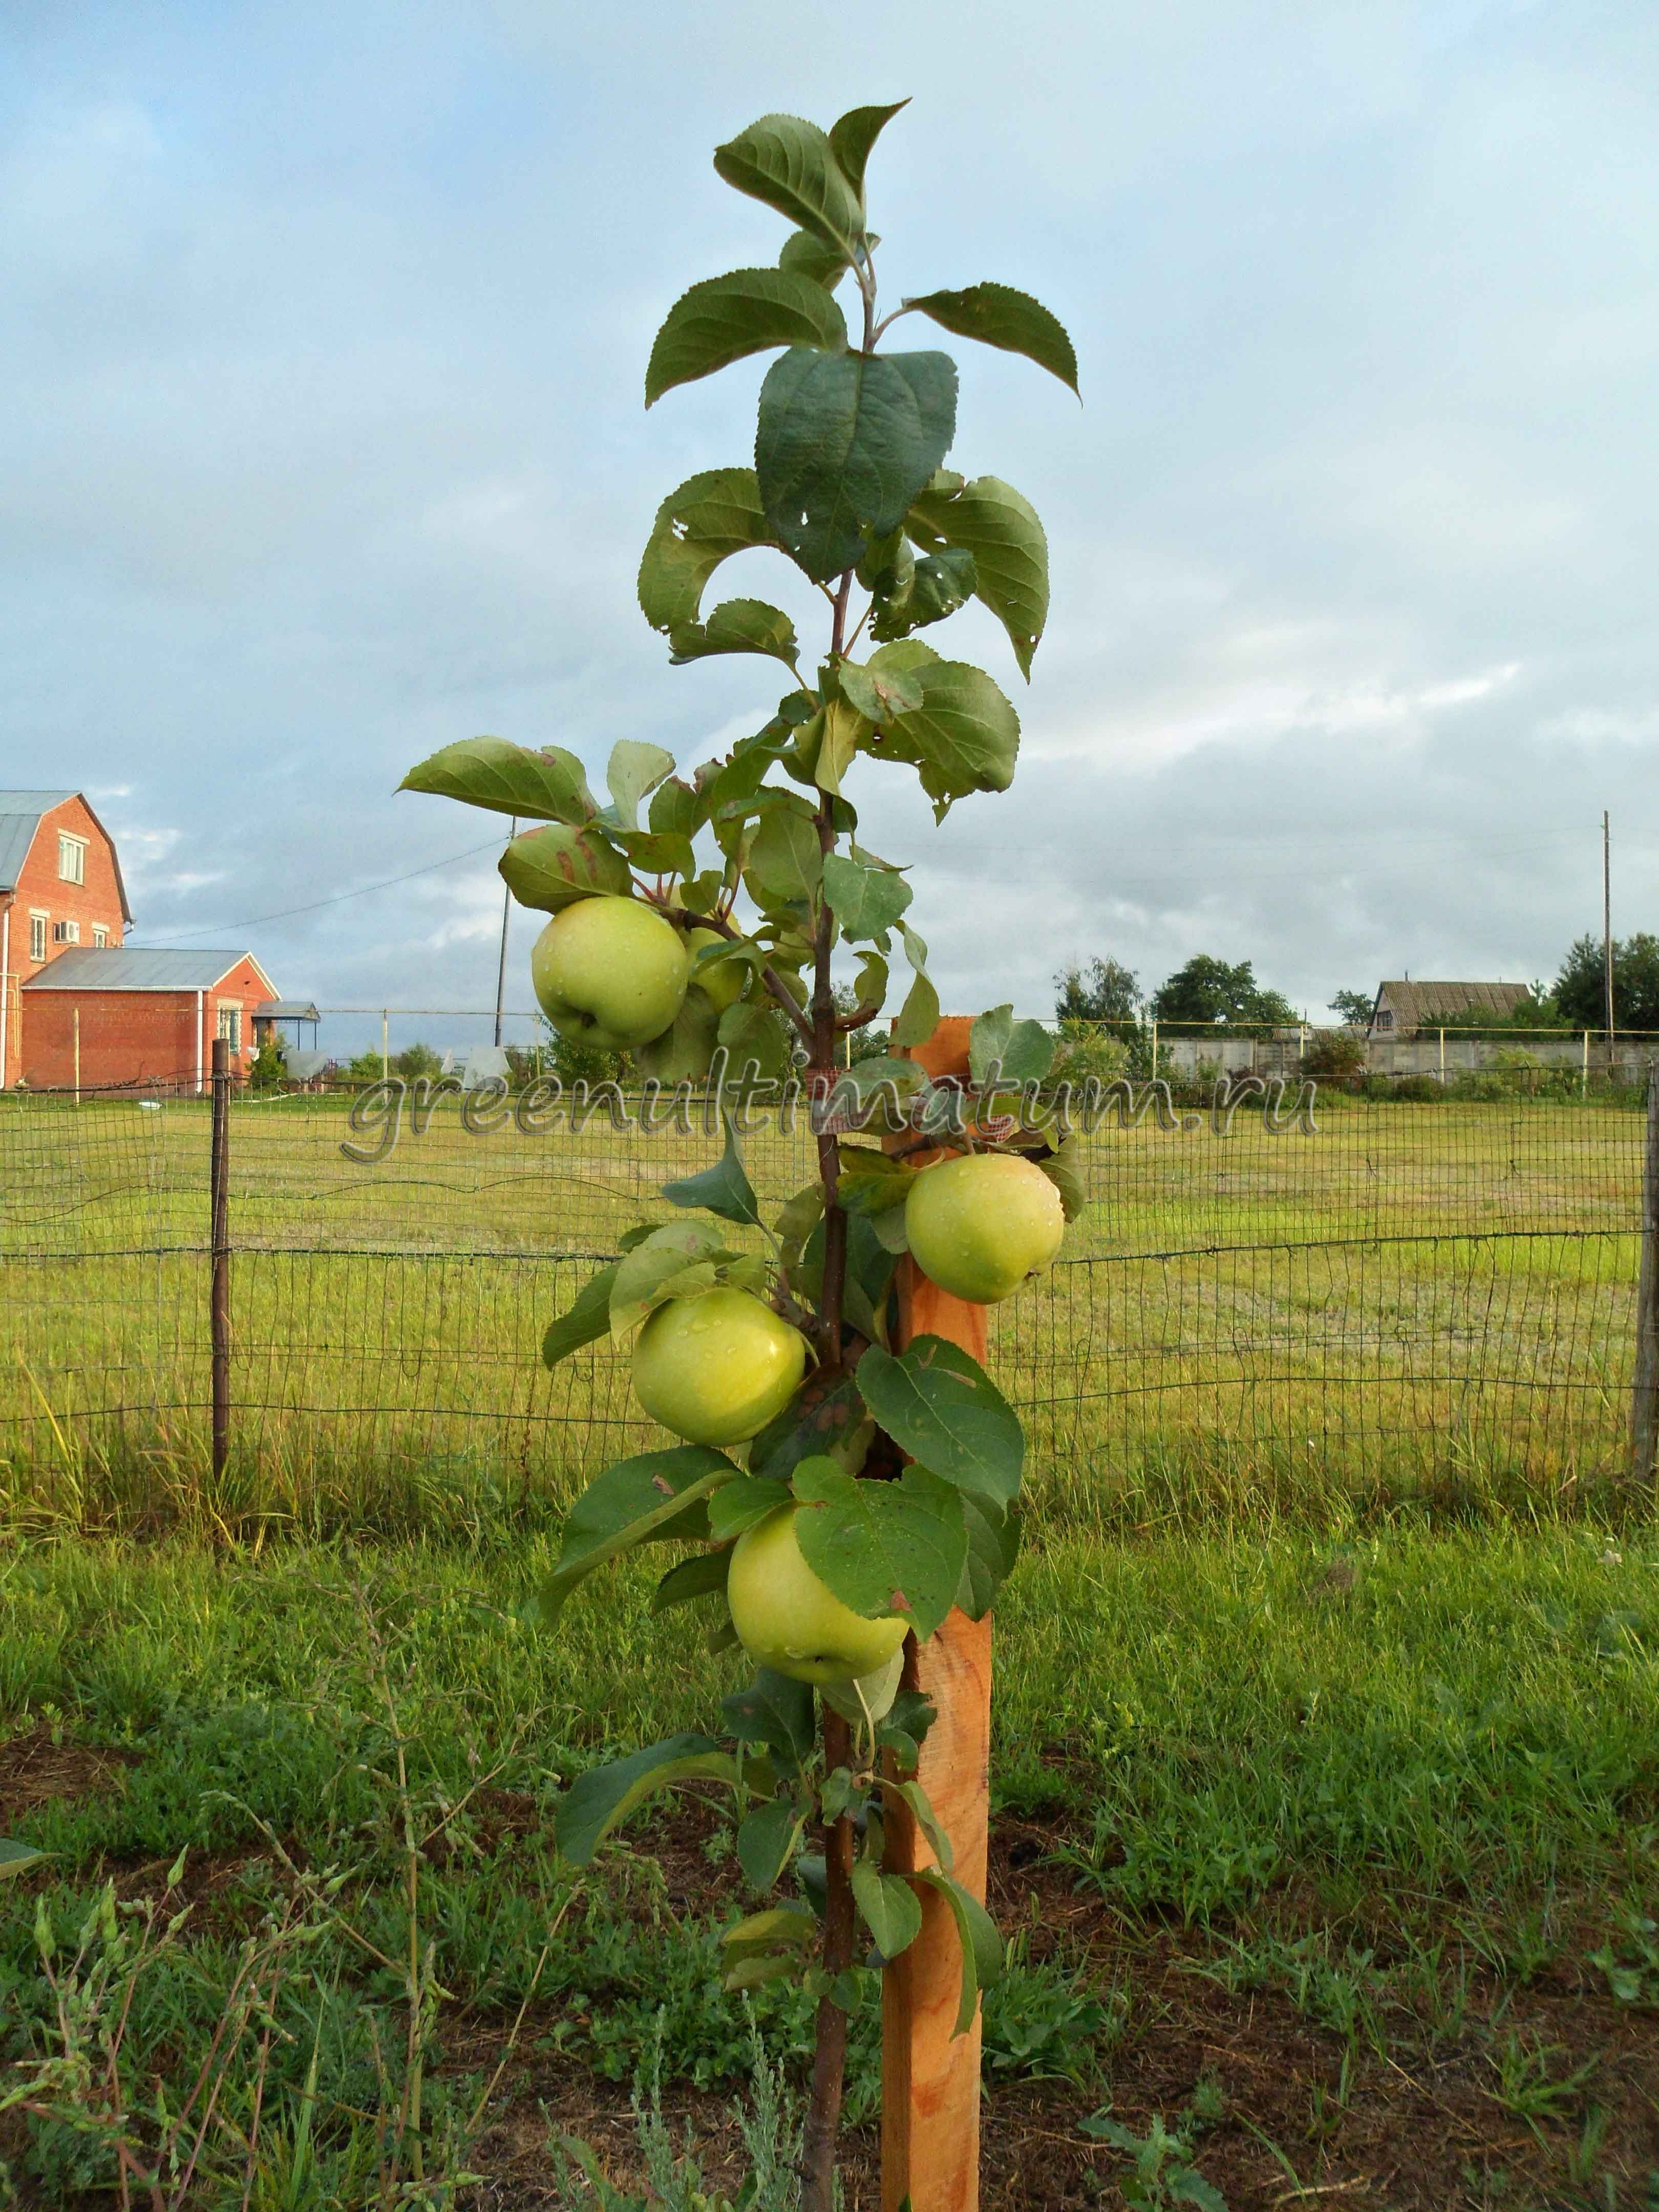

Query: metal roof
left=22, top=947, right=275, bottom=994
left=255, top=999, right=320, bottom=1021
left=0, top=791, right=134, bottom=922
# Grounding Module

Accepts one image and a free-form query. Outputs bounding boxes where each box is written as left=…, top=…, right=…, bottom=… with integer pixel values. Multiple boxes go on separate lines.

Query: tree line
left=1060, top=932, right=1659, bottom=1036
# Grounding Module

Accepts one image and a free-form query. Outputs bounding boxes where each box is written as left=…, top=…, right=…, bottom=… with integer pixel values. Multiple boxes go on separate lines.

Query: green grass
left=1, top=1090, right=1647, bottom=1540
left=3, top=1522, right=1656, bottom=2203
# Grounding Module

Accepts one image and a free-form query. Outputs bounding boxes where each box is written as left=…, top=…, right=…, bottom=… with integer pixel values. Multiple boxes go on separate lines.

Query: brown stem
left=799, top=1707, right=857, bottom=2212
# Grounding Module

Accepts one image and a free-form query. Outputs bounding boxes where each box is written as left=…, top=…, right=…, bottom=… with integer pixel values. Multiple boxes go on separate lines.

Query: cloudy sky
left=5, top=1, right=1654, bottom=1050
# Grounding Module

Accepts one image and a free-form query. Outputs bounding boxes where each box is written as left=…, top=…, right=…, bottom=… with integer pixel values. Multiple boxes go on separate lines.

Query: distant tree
left=1327, top=989, right=1374, bottom=1027
left=1054, top=955, right=1141, bottom=1028
left=392, top=1041, right=444, bottom=1082
left=1151, top=954, right=1296, bottom=1032
left=1555, top=932, right=1659, bottom=1033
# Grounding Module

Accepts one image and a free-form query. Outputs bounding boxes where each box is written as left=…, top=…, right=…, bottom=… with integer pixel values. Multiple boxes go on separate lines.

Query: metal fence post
left=1631, top=1062, right=1659, bottom=1487
left=210, top=1036, right=232, bottom=1483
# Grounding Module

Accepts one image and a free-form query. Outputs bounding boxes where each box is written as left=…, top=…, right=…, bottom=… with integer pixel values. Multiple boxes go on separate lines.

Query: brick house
left=1368, top=980, right=1532, bottom=1037
left=20, top=947, right=279, bottom=1094
left=2, top=791, right=292, bottom=1094
left=0, top=791, right=132, bottom=1089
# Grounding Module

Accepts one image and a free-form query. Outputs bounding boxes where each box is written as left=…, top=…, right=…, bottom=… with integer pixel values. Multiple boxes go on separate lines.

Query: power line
left=127, top=837, right=507, bottom=946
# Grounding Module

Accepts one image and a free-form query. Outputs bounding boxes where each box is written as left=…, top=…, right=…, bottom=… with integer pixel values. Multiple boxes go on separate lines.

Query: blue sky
left=4, top=2, right=1654, bottom=1049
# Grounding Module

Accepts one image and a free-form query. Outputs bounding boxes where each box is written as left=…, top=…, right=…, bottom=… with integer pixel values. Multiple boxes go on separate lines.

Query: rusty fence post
left=882, top=1015, right=992, bottom=2212
left=1631, top=1061, right=1659, bottom=1487
left=210, top=1035, right=232, bottom=1484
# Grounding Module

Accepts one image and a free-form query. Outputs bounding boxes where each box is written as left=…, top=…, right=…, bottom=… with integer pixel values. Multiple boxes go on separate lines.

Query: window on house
left=217, top=1006, right=242, bottom=1052
left=28, top=913, right=47, bottom=963
left=58, top=834, right=87, bottom=885
left=1376, top=1010, right=1394, bottom=1031
left=92, top=926, right=108, bottom=949
left=52, top=920, right=80, bottom=945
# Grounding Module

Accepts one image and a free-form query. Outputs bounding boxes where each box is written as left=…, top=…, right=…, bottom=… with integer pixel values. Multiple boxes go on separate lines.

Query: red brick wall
left=2, top=797, right=127, bottom=1088
left=18, top=960, right=278, bottom=1094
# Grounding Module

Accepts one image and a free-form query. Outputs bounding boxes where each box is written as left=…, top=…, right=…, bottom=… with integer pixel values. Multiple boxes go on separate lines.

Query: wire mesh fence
left=3, top=1061, right=1653, bottom=1533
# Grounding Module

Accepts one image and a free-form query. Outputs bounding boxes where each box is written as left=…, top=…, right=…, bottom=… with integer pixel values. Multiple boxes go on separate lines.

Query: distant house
left=20, top=948, right=280, bottom=1094
left=2, top=789, right=308, bottom=1094
left=0, top=791, right=132, bottom=1090
left=1369, top=981, right=1531, bottom=1037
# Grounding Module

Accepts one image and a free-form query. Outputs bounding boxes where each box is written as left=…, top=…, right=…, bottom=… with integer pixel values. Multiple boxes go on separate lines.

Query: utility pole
left=1604, top=809, right=1615, bottom=1044
left=494, top=816, right=517, bottom=1049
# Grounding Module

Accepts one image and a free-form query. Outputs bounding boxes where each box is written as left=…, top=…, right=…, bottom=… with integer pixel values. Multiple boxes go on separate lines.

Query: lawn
left=2, top=1088, right=1655, bottom=2206
left=3, top=1523, right=1656, bottom=2206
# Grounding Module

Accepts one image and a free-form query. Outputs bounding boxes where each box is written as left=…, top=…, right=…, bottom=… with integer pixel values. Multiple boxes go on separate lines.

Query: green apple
left=530, top=896, right=689, bottom=1052
left=686, top=927, right=747, bottom=1013
left=631, top=1287, right=807, bottom=1446
left=728, top=1505, right=909, bottom=1685
left=904, top=1152, right=1066, bottom=1304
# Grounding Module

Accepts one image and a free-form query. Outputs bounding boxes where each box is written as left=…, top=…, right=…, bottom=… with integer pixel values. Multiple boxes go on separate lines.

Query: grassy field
left=0, top=1090, right=1647, bottom=1540
left=2, top=1089, right=1655, bottom=2205
left=2, top=1522, right=1656, bottom=2207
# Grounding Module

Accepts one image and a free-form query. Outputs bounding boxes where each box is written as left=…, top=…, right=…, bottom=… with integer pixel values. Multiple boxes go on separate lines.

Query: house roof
left=0, top=791, right=134, bottom=923
left=1373, top=980, right=1531, bottom=1031
left=255, top=999, right=320, bottom=1022
left=22, top=948, right=276, bottom=995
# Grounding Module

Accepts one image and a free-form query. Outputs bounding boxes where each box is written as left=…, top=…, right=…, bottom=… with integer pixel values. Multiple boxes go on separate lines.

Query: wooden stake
left=883, top=1015, right=991, bottom=2212
left=1631, top=1062, right=1659, bottom=1488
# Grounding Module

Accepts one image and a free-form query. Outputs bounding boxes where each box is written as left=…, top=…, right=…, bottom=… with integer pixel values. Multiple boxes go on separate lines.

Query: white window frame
left=217, top=1005, right=242, bottom=1052
left=28, top=912, right=47, bottom=963
left=92, top=925, right=108, bottom=949
left=52, top=919, right=80, bottom=946
left=58, top=833, right=87, bottom=885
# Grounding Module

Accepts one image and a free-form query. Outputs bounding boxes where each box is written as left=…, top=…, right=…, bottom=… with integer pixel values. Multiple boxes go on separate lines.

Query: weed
left=1080, top=2109, right=1228, bottom=2209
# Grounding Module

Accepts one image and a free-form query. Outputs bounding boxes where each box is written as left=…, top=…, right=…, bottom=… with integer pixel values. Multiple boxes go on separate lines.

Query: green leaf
left=869, top=549, right=977, bottom=643
left=792, top=1458, right=966, bottom=1642
left=906, top=476, right=1049, bottom=679
left=651, top=1548, right=731, bottom=1615
left=738, top=1797, right=804, bottom=1891
left=755, top=349, right=959, bottom=585
left=780, top=227, right=853, bottom=289
left=854, top=1336, right=1025, bottom=1509
left=884, top=1774, right=954, bottom=1873
left=610, top=1218, right=732, bottom=1335
left=534, top=1445, right=738, bottom=1627
left=669, top=599, right=800, bottom=669
left=633, top=988, right=722, bottom=1084
left=400, top=737, right=597, bottom=824
left=956, top=1493, right=1019, bottom=1620
left=557, top=1734, right=738, bottom=1866
left=1034, top=1133, right=1087, bottom=1222
left=969, top=1004, right=1056, bottom=1088
left=721, top=1668, right=816, bottom=1762
left=646, top=267, right=849, bottom=406
left=914, top=1868, right=1004, bottom=2035
left=720, top=1902, right=818, bottom=1961
left=852, top=1861, right=924, bottom=1960
left=901, top=282, right=1078, bottom=397
left=836, top=658, right=926, bottom=727
left=606, top=740, right=676, bottom=830
left=892, top=969, right=941, bottom=1052
left=748, top=1371, right=868, bottom=1486
left=542, top=1264, right=621, bottom=1370
left=854, top=948, right=889, bottom=1013
left=822, top=850, right=911, bottom=938
left=835, top=1143, right=912, bottom=1217
left=799, top=698, right=866, bottom=797
left=0, top=1838, right=44, bottom=1878
left=748, top=795, right=823, bottom=900
left=878, top=660, right=1020, bottom=817
left=638, top=468, right=782, bottom=633
left=660, top=1113, right=761, bottom=1228
left=606, top=827, right=697, bottom=876
left=712, top=112, right=865, bottom=258
left=709, top=1475, right=793, bottom=1542
left=827, top=98, right=909, bottom=202
left=718, top=999, right=794, bottom=1080
left=648, top=776, right=709, bottom=841
left=499, top=824, right=632, bottom=912
left=820, top=1646, right=906, bottom=1728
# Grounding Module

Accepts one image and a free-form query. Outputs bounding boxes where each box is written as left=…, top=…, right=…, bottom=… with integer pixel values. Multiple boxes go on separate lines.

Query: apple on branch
left=904, top=1152, right=1065, bottom=1305
left=631, top=1286, right=807, bottom=1446
left=728, top=1503, right=909, bottom=1686
left=530, top=895, right=690, bottom=1051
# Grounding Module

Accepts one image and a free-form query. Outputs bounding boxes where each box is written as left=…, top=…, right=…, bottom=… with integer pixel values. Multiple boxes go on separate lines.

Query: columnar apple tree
left=400, top=100, right=1076, bottom=2207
